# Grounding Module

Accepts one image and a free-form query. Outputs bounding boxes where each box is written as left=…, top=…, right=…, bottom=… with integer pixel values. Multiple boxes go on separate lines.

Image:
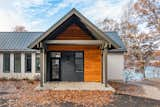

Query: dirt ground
left=109, top=79, right=160, bottom=100
left=0, top=80, right=160, bottom=107
left=0, top=80, right=113, bottom=107
left=108, top=81, right=144, bottom=96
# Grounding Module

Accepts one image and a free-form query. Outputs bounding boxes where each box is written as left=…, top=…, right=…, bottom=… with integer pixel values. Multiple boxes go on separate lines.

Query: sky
left=0, top=0, right=131, bottom=32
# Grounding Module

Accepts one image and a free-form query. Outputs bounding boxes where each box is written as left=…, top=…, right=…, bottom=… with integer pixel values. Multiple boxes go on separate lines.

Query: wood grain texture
left=47, top=45, right=102, bottom=82
left=84, top=49, right=102, bottom=82
left=54, top=23, right=93, bottom=40
left=47, top=23, right=102, bottom=82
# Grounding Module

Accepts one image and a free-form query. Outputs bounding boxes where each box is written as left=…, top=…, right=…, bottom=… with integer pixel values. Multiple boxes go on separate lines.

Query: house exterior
left=0, top=32, right=42, bottom=79
left=0, top=9, right=126, bottom=86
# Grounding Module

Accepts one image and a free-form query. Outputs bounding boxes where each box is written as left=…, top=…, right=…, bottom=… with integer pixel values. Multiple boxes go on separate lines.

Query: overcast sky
left=0, top=0, right=130, bottom=31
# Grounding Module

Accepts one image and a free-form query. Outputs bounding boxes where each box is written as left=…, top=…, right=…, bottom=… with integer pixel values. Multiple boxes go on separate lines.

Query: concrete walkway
left=36, top=82, right=115, bottom=91
left=129, top=79, right=160, bottom=100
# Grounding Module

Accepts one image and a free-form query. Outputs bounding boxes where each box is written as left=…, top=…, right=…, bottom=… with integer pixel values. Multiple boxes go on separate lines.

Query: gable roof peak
left=67, top=8, right=82, bottom=17
left=28, top=8, right=121, bottom=49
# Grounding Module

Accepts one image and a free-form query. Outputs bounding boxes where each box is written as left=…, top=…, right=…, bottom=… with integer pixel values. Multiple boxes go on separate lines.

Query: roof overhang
left=28, top=8, right=120, bottom=49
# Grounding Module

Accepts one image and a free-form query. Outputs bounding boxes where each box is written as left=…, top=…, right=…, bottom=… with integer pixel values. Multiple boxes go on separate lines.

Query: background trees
left=98, top=0, right=160, bottom=77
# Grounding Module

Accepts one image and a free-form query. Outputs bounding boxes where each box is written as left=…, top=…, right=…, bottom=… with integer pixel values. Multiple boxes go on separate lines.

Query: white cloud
left=0, top=0, right=46, bottom=31
left=0, top=9, right=27, bottom=31
left=0, top=0, right=131, bottom=31
left=46, top=0, right=130, bottom=22
left=82, top=0, right=130, bottom=22
left=47, top=0, right=91, bottom=16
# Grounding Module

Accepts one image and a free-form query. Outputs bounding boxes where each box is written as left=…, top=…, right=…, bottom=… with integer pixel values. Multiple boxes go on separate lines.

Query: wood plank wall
left=54, top=23, right=93, bottom=40
left=48, top=45, right=102, bottom=82
left=47, top=23, right=102, bottom=82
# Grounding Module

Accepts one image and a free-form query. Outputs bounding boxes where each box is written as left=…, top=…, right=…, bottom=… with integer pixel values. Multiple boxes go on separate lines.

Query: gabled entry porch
left=38, top=40, right=108, bottom=87
left=28, top=9, right=122, bottom=88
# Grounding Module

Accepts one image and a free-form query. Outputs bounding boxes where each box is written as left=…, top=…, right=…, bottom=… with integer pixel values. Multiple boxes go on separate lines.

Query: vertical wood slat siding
left=54, top=23, right=93, bottom=40
left=47, top=45, right=102, bottom=82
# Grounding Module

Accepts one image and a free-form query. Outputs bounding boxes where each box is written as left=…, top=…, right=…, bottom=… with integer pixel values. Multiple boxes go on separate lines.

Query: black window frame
left=25, top=53, right=32, bottom=73
left=49, top=52, right=61, bottom=81
left=3, top=53, right=10, bottom=73
left=14, top=53, right=21, bottom=73
left=74, top=51, right=84, bottom=73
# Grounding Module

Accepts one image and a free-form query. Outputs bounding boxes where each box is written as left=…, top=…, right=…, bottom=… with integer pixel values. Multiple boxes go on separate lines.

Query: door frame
left=48, top=50, right=84, bottom=81
left=50, top=57, right=61, bottom=81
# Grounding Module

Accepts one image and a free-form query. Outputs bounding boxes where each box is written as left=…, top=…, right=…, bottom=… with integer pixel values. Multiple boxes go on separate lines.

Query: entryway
left=48, top=51, right=84, bottom=82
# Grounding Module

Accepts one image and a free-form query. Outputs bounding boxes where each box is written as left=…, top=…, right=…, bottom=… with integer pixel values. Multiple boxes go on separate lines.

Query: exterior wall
left=55, top=23, right=93, bottom=40
left=107, top=53, right=124, bottom=80
left=0, top=52, right=40, bottom=80
left=46, top=23, right=102, bottom=82
left=47, top=45, right=102, bottom=82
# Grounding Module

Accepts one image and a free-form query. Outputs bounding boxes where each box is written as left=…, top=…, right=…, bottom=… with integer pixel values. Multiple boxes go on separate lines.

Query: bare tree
left=99, top=0, right=160, bottom=78
left=97, top=18, right=120, bottom=32
left=14, top=26, right=27, bottom=32
left=134, top=0, right=160, bottom=33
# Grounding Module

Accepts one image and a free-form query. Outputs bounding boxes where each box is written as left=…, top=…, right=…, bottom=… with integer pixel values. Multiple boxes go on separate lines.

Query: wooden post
left=40, top=48, right=44, bottom=87
left=103, top=48, right=108, bottom=87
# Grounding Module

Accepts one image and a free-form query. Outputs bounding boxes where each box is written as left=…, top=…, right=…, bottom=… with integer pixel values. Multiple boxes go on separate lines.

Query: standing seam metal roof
left=0, top=32, right=125, bottom=52
left=105, top=32, right=126, bottom=50
left=0, top=32, right=43, bottom=51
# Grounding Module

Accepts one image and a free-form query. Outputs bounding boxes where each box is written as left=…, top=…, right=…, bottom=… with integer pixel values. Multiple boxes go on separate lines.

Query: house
left=0, top=9, right=126, bottom=87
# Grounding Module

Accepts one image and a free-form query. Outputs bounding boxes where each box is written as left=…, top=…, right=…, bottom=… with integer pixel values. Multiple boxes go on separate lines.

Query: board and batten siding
left=47, top=45, right=102, bottom=82
left=0, top=52, right=40, bottom=79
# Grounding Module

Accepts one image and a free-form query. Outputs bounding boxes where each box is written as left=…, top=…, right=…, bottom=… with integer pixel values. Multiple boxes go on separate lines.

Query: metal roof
left=0, top=31, right=126, bottom=52
left=0, top=32, right=42, bottom=52
left=105, top=32, right=126, bottom=52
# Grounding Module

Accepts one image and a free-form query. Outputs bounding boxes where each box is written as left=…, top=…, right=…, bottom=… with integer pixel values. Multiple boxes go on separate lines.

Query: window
left=3, top=53, right=10, bottom=73
left=75, top=52, right=84, bottom=72
left=25, top=53, right=32, bottom=72
left=36, top=54, right=40, bottom=72
left=50, top=52, right=61, bottom=58
left=14, top=54, right=21, bottom=73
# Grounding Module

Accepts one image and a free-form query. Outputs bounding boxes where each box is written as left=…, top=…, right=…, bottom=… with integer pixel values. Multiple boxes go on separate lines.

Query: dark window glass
left=25, top=54, right=32, bottom=72
left=14, top=54, right=21, bottom=73
left=36, top=54, right=40, bottom=72
left=75, top=52, right=83, bottom=72
left=75, top=52, right=83, bottom=58
left=3, top=53, right=10, bottom=73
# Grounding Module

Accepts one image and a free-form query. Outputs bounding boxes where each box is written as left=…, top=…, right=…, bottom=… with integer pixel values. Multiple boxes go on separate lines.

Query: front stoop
left=35, top=82, right=115, bottom=92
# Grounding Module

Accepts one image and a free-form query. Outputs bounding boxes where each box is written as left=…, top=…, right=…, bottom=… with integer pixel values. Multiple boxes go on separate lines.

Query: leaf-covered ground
left=0, top=80, right=113, bottom=107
